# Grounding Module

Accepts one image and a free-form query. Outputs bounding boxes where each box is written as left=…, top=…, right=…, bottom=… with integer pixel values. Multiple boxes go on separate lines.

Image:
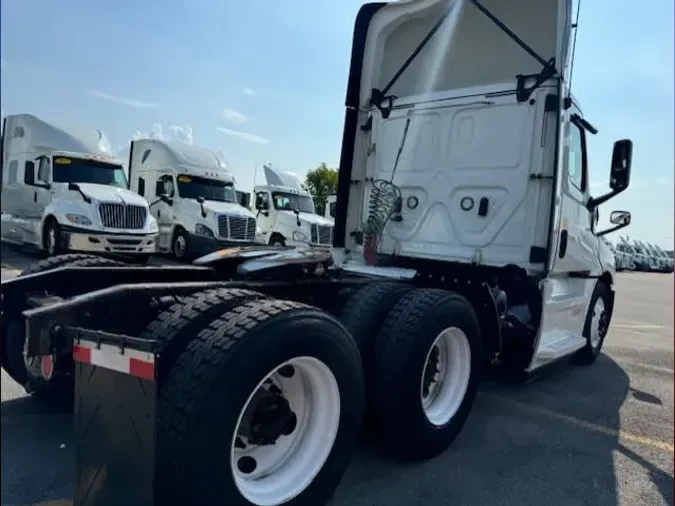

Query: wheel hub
left=230, top=357, right=341, bottom=505
left=247, top=392, right=298, bottom=446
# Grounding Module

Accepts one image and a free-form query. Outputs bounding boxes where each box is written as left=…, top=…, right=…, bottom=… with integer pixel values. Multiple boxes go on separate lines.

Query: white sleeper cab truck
left=0, top=114, right=157, bottom=259
left=254, top=163, right=335, bottom=247
left=1, top=2, right=636, bottom=505
left=127, top=139, right=259, bottom=261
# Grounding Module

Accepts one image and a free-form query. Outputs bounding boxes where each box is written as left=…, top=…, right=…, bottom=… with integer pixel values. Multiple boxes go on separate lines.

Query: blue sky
left=1, top=0, right=673, bottom=247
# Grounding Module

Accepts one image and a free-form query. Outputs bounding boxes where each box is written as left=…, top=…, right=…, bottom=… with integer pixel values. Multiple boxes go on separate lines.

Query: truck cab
left=0, top=114, right=158, bottom=258
left=127, top=139, right=259, bottom=261
left=253, top=163, right=334, bottom=247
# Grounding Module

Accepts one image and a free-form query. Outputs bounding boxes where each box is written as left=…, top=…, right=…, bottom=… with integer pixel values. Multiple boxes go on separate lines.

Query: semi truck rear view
left=0, top=0, right=635, bottom=505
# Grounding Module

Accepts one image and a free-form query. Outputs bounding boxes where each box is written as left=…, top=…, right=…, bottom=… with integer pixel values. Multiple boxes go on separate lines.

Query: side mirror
left=587, top=139, right=633, bottom=210
left=196, top=196, right=205, bottom=204
left=255, top=195, right=268, bottom=211
left=160, top=193, right=173, bottom=205
left=597, top=210, right=631, bottom=237
left=610, top=210, right=631, bottom=226
left=68, top=182, right=79, bottom=191
left=610, top=139, right=632, bottom=191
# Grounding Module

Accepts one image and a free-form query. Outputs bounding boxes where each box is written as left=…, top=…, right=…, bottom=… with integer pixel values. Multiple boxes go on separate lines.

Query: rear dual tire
left=340, top=284, right=482, bottom=461
left=154, top=296, right=364, bottom=506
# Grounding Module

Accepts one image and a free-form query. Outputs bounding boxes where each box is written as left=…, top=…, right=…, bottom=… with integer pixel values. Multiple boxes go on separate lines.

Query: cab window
left=37, top=158, right=51, bottom=183
left=568, top=122, right=587, bottom=192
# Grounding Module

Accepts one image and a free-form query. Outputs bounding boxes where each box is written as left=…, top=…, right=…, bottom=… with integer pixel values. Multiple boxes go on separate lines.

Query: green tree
left=303, top=163, right=338, bottom=216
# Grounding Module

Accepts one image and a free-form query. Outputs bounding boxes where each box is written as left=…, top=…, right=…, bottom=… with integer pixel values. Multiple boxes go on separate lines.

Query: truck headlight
left=195, top=223, right=215, bottom=237
left=65, top=213, right=92, bottom=226
left=148, top=216, right=159, bottom=232
left=292, top=230, right=308, bottom=242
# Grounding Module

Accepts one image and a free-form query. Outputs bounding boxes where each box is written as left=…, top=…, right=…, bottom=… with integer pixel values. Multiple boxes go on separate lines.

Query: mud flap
left=73, top=336, right=158, bottom=506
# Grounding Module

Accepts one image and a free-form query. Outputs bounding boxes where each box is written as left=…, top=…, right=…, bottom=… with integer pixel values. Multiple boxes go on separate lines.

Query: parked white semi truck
left=0, top=114, right=158, bottom=259
left=127, top=139, right=260, bottom=260
left=253, top=163, right=335, bottom=247
left=1, top=1, right=634, bottom=505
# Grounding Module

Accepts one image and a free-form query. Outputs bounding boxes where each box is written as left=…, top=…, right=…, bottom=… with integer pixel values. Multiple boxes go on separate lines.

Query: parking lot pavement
left=1, top=248, right=673, bottom=506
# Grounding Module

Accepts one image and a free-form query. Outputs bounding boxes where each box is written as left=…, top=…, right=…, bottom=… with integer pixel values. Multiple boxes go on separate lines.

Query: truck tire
left=140, top=287, right=268, bottom=383
left=44, top=218, right=64, bottom=256
left=338, top=281, right=414, bottom=359
left=368, top=288, right=482, bottom=461
left=157, top=299, right=364, bottom=506
left=1, top=253, right=102, bottom=381
left=572, top=281, right=611, bottom=365
left=171, top=228, right=190, bottom=261
left=1, top=255, right=125, bottom=402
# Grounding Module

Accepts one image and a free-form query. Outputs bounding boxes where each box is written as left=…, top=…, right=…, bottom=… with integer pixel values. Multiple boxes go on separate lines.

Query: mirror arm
left=586, top=186, right=627, bottom=210
left=596, top=222, right=629, bottom=237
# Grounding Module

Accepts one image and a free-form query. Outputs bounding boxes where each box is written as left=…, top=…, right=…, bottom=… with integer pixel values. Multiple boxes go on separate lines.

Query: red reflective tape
left=129, top=357, right=155, bottom=381
left=72, top=344, right=92, bottom=364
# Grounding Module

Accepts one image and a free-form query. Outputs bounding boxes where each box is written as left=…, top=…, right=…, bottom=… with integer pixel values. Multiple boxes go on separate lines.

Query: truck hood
left=202, top=200, right=254, bottom=218
left=75, top=183, right=148, bottom=207
left=280, top=210, right=333, bottom=227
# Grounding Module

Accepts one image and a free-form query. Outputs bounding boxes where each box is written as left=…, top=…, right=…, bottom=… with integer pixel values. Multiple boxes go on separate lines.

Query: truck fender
left=453, top=281, right=502, bottom=364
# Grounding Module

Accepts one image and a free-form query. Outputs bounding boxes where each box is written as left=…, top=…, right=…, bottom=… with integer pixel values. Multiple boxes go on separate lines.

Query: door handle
left=157, top=210, right=161, bottom=218
left=34, top=191, right=37, bottom=203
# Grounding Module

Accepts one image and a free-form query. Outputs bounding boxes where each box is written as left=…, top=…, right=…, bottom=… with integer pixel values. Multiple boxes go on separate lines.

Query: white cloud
left=167, top=125, right=194, bottom=144
left=218, top=127, right=269, bottom=144
left=242, top=87, right=256, bottom=96
left=222, top=108, right=248, bottom=123
left=88, top=91, right=158, bottom=109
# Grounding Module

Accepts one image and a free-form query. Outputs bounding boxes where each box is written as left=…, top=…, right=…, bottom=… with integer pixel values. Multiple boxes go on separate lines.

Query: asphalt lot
left=1, top=245, right=673, bottom=506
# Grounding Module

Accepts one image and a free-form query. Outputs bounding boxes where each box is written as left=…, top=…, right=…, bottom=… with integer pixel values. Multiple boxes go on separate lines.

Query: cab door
left=532, top=107, right=600, bottom=368
left=548, top=108, right=601, bottom=276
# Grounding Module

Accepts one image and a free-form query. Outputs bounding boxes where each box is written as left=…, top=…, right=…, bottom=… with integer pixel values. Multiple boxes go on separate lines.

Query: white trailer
left=1, top=1, right=636, bottom=505
left=127, top=139, right=260, bottom=261
left=253, top=163, right=335, bottom=247
left=0, top=114, right=157, bottom=259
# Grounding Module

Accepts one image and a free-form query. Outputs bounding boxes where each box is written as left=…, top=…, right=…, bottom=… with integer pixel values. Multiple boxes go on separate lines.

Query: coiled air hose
left=362, top=116, right=411, bottom=265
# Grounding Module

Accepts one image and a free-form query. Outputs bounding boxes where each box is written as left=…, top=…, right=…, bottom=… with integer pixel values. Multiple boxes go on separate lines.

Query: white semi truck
left=0, top=114, right=158, bottom=259
left=254, top=163, right=335, bottom=247
left=1, top=1, right=634, bottom=505
left=127, top=138, right=260, bottom=260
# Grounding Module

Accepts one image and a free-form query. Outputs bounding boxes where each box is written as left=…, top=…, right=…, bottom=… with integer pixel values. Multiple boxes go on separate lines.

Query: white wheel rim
left=590, top=298, right=606, bottom=348
left=231, top=356, right=341, bottom=506
left=174, top=236, right=186, bottom=257
left=420, top=327, right=471, bottom=427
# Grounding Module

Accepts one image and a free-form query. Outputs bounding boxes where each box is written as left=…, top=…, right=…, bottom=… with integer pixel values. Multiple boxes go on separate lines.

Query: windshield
left=272, top=192, right=315, bottom=214
left=176, top=174, right=236, bottom=203
left=52, top=156, right=127, bottom=188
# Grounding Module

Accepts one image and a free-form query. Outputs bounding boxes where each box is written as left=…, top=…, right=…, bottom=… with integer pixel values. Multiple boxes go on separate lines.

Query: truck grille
left=311, top=224, right=333, bottom=245
left=217, top=215, right=256, bottom=241
left=98, top=203, right=146, bottom=230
